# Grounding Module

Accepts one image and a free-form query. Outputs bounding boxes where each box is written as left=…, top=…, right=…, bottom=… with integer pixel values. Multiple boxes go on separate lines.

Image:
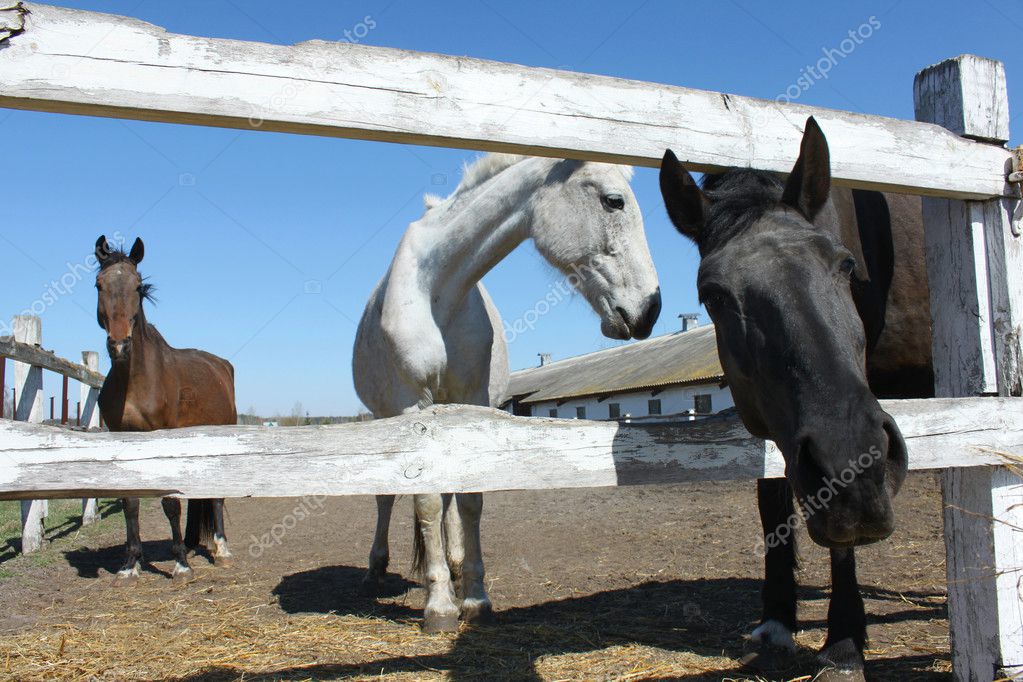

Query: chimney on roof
left=538, top=352, right=552, bottom=367
left=679, top=313, right=700, bottom=332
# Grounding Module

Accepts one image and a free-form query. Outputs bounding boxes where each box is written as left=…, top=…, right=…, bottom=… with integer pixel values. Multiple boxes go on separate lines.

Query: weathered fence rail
left=0, top=2, right=1014, bottom=200
left=1, top=3, right=1022, bottom=679
left=0, top=399, right=1018, bottom=500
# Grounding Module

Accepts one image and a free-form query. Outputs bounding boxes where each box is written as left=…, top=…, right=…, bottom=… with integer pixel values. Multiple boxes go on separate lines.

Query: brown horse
left=95, top=235, right=237, bottom=580
left=659, top=118, right=931, bottom=679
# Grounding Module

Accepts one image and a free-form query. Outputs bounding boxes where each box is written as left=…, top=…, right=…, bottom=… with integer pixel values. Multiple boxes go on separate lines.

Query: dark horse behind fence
left=659, top=118, right=932, bottom=680
left=95, top=235, right=237, bottom=581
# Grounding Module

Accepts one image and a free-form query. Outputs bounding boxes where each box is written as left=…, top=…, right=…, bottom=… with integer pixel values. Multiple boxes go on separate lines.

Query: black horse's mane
left=699, top=168, right=786, bottom=255
left=98, top=246, right=157, bottom=303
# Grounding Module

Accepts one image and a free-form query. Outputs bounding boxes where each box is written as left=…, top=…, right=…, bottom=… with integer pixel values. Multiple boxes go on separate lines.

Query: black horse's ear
left=782, top=116, right=831, bottom=221
left=95, top=235, right=110, bottom=265
left=659, top=149, right=708, bottom=242
left=128, top=237, right=144, bottom=265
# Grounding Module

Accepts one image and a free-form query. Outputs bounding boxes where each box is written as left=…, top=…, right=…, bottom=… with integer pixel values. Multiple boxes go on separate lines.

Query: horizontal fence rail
left=0, top=335, right=104, bottom=389
left=0, top=399, right=1019, bottom=500
left=0, top=3, right=1015, bottom=200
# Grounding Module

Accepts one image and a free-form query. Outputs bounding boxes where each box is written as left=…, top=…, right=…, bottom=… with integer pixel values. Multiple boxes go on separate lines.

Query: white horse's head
left=530, top=160, right=661, bottom=339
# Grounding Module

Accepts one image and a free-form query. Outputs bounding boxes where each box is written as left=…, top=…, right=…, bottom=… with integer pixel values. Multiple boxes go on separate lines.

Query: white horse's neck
left=394, top=157, right=553, bottom=322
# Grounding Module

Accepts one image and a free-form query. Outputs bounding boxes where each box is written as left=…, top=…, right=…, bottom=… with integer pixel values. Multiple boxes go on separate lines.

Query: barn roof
left=505, top=324, right=723, bottom=405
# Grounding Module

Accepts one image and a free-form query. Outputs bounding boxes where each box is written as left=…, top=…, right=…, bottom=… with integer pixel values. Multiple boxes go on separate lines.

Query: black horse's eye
left=839, top=257, right=857, bottom=276
left=601, top=193, right=625, bottom=211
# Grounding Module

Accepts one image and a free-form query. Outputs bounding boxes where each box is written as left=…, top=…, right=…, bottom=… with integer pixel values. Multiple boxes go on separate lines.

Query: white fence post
left=12, top=315, right=46, bottom=553
left=915, top=55, right=1023, bottom=681
left=79, top=350, right=100, bottom=525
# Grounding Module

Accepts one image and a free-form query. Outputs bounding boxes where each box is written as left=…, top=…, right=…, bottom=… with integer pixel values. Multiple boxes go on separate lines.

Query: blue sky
left=4, top=0, right=1021, bottom=416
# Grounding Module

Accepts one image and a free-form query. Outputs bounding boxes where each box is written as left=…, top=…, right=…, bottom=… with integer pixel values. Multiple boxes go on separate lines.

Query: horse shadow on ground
left=154, top=566, right=947, bottom=681
left=63, top=539, right=218, bottom=579
left=0, top=498, right=122, bottom=564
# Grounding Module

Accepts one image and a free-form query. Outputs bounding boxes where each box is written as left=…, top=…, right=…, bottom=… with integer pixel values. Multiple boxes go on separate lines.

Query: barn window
left=608, top=403, right=621, bottom=419
left=648, top=399, right=661, bottom=415
left=695, top=394, right=713, bottom=414
left=576, top=406, right=586, bottom=419
left=548, top=408, right=558, bottom=418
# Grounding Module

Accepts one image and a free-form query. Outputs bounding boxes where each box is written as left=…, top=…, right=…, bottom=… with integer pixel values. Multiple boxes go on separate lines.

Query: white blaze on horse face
left=530, top=161, right=659, bottom=339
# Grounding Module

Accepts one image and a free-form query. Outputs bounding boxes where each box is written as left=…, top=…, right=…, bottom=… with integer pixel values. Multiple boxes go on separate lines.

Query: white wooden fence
left=1, top=315, right=104, bottom=552
left=0, top=3, right=1021, bottom=679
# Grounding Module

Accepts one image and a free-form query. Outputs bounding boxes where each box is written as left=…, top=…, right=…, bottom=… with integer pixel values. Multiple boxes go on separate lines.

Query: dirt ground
left=0, top=473, right=949, bottom=681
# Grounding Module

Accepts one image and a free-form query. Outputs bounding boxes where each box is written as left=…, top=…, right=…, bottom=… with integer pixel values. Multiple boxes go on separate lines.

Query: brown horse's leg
left=115, top=497, right=143, bottom=582
left=161, top=497, right=193, bottom=580
left=212, top=499, right=232, bottom=567
left=361, top=494, right=395, bottom=595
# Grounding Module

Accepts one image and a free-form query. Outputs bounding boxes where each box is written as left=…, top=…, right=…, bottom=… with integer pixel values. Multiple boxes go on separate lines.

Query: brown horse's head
left=95, top=236, right=152, bottom=364
left=658, top=118, right=908, bottom=548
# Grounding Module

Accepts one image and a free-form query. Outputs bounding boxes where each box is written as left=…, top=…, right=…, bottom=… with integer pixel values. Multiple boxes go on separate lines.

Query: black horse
left=659, top=117, right=933, bottom=679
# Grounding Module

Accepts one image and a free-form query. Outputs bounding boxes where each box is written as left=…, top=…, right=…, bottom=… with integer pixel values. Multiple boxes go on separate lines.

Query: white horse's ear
left=659, top=150, right=708, bottom=243
left=423, top=194, right=442, bottom=210
left=782, top=117, right=831, bottom=221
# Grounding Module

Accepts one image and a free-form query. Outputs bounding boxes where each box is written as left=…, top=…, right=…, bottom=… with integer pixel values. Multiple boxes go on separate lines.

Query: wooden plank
left=79, top=350, right=99, bottom=524
left=0, top=399, right=1018, bottom=501
left=915, top=55, right=1023, bottom=681
left=0, top=336, right=104, bottom=388
left=0, top=3, right=1012, bottom=200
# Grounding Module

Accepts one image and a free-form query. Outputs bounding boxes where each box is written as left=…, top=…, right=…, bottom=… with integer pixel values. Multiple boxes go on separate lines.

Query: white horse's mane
left=424, top=153, right=633, bottom=210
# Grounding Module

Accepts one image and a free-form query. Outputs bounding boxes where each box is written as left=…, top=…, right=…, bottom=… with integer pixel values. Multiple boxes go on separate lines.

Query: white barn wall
left=517, top=382, right=734, bottom=420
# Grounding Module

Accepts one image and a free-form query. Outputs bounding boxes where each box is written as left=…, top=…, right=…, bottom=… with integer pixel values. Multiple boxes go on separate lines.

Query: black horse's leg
left=752, top=478, right=798, bottom=651
left=362, top=494, right=395, bottom=595
left=211, top=499, right=232, bottom=567
left=818, top=547, right=866, bottom=672
left=116, top=496, right=143, bottom=580
left=161, top=497, right=193, bottom=580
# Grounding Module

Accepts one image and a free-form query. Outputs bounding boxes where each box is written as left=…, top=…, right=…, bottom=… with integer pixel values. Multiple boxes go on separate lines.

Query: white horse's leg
left=415, top=493, right=460, bottom=632
left=456, top=492, right=493, bottom=622
left=442, top=493, right=465, bottom=599
left=362, top=494, right=395, bottom=595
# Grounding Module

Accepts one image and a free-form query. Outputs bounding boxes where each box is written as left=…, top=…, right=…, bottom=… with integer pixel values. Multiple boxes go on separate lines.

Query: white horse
left=353, top=153, right=661, bottom=632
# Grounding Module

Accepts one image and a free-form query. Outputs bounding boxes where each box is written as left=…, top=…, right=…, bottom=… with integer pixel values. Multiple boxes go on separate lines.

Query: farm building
left=503, top=322, right=734, bottom=421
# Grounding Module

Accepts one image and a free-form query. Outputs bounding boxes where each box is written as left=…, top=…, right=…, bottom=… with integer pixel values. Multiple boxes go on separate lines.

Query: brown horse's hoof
left=214, top=555, right=233, bottom=569
left=360, top=575, right=383, bottom=597
left=814, top=667, right=866, bottom=682
left=111, top=571, right=139, bottom=587
left=171, top=566, right=194, bottom=582
left=422, top=612, right=460, bottom=634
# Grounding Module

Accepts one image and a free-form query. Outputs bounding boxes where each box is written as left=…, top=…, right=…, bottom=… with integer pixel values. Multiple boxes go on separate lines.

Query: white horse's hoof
left=460, top=597, right=494, bottom=624
left=422, top=611, right=460, bottom=633
left=751, top=619, right=797, bottom=653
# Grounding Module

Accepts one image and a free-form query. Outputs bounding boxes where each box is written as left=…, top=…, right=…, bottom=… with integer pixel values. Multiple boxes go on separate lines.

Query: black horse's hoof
left=213, top=555, right=234, bottom=569
left=814, top=667, right=867, bottom=682
left=422, top=611, right=460, bottom=634
left=111, top=570, right=139, bottom=587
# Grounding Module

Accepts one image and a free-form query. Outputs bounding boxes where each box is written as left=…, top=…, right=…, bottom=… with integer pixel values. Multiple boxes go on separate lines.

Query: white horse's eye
left=601, top=193, right=625, bottom=211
